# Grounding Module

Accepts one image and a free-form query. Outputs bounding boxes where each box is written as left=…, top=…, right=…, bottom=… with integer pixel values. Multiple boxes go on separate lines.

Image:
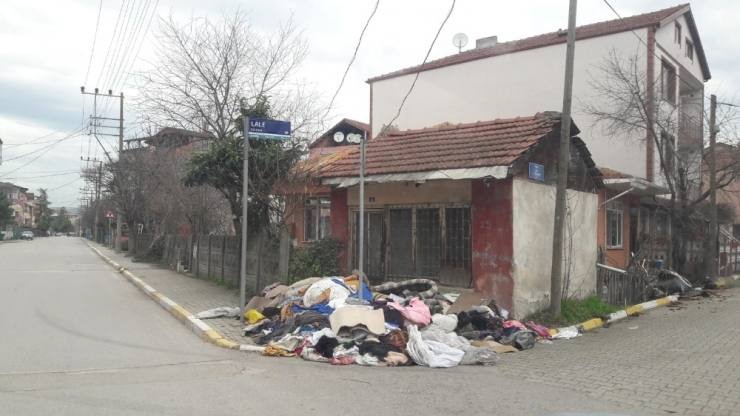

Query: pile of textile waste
left=236, top=276, right=553, bottom=368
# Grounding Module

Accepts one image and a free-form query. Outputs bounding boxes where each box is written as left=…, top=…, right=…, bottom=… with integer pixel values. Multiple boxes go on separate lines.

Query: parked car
left=21, top=231, right=34, bottom=241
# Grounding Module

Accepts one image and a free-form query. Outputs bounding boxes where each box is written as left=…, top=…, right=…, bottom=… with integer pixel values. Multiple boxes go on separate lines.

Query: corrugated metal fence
left=130, top=232, right=290, bottom=294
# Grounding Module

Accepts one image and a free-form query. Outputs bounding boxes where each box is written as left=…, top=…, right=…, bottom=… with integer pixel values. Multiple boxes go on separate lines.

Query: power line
left=380, top=0, right=456, bottom=136
left=322, top=0, right=380, bottom=124
left=7, top=171, right=80, bottom=180
left=96, top=0, right=127, bottom=88
left=100, top=0, right=139, bottom=94
left=1, top=123, right=86, bottom=163
left=1, top=130, right=66, bottom=148
left=48, top=176, right=83, bottom=192
left=0, top=124, right=87, bottom=178
left=84, top=0, right=105, bottom=86
left=105, top=0, right=152, bottom=97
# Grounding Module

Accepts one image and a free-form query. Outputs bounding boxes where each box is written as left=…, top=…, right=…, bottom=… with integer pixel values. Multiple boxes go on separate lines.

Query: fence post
left=596, top=265, right=603, bottom=301
left=196, top=235, right=202, bottom=277
left=279, top=230, right=290, bottom=284
left=186, top=235, right=193, bottom=272
left=220, top=236, right=226, bottom=282
left=206, top=235, right=213, bottom=278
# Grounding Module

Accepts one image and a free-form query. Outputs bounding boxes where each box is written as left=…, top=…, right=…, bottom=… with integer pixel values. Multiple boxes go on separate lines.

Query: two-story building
left=0, top=182, right=28, bottom=231
left=367, top=4, right=710, bottom=270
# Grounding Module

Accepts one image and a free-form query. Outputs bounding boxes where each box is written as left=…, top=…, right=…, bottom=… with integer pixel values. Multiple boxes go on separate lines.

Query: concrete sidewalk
left=90, top=241, right=246, bottom=344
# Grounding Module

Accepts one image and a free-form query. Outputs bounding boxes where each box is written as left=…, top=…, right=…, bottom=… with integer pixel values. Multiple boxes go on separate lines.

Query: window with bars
left=606, top=200, right=623, bottom=248
left=304, top=197, right=331, bottom=241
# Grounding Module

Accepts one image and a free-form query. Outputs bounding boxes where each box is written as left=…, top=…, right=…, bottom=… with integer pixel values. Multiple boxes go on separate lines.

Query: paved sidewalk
left=90, top=242, right=246, bottom=343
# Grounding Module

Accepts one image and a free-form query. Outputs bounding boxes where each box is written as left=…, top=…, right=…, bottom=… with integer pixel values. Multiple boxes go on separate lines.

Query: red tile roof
left=598, top=167, right=635, bottom=180
left=368, top=4, right=691, bottom=83
left=318, top=112, right=574, bottom=178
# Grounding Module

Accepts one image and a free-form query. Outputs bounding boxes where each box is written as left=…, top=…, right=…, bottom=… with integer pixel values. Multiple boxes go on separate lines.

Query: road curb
left=550, top=295, right=680, bottom=336
left=86, top=242, right=246, bottom=351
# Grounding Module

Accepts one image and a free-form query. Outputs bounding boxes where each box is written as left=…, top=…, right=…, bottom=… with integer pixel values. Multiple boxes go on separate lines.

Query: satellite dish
left=350, top=133, right=362, bottom=143
left=452, top=33, right=468, bottom=53
left=333, top=131, right=345, bottom=143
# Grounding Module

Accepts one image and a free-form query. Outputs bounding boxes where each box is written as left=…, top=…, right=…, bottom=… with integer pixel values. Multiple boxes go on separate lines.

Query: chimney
left=476, top=35, right=498, bottom=49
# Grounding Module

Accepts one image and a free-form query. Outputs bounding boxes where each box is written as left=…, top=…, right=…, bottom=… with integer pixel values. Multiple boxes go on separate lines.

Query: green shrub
left=289, top=238, right=343, bottom=283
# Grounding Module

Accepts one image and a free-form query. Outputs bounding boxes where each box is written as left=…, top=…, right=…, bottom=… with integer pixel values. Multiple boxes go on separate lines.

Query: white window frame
left=606, top=199, right=623, bottom=249
left=304, top=196, right=331, bottom=242
left=674, top=22, right=682, bottom=47
left=685, top=38, right=694, bottom=62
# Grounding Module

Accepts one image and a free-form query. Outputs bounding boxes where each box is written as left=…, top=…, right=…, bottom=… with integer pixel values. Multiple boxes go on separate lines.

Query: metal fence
left=596, top=263, right=647, bottom=307
left=129, top=232, right=291, bottom=294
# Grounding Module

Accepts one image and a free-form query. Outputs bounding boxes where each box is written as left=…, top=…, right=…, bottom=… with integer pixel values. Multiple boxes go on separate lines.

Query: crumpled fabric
left=460, top=346, right=500, bottom=366
left=303, top=278, right=351, bottom=307
left=551, top=326, right=582, bottom=339
left=307, top=328, right=337, bottom=345
left=526, top=321, right=552, bottom=340
left=329, top=356, right=355, bottom=365
left=245, top=310, right=266, bottom=324
left=292, top=302, right=334, bottom=316
left=428, top=313, right=458, bottom=333
left=406, top=324, right=464, bottom=368
left=300, top=347, right=329, bottom=362
left=194, top=306, right=240, bottom=319
left=384, top=351, right=410, bottom=366
left=500, top=330, right=536, bottom=350
left=502, top=320, right=527, bottom=330
left=354, top=353, right=383, bottom=366
left=420, top=328, right=470, bottom=351
left=386, top=298, right=432, bottom=326
left=261, top=344, right=296, bottom=357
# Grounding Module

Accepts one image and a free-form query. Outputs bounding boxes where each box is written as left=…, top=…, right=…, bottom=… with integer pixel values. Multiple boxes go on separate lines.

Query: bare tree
left=582, top=49, right=740, bottom=276
left=133, top=11, right=325, bottom=144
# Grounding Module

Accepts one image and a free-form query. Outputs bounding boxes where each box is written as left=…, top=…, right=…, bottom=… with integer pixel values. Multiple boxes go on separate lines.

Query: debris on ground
left=218, top=275, right=562, bottom=368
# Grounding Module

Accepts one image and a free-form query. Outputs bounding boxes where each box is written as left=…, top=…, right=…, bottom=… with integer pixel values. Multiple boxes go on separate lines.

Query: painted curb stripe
left=553, top=295, right=679, bottom=336
left=84, top=242, right=250, bottom=351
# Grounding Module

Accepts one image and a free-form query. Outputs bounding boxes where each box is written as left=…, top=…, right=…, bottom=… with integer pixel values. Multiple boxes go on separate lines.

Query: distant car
left=67, top=232, right=74, bottom=237
left=55, top=232, right=63, bottom=236
left=21, top=231, right=34, bottom=241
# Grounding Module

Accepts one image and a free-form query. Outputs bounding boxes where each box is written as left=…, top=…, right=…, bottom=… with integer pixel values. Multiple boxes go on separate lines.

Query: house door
left=352, top=211, right=383, bottom=281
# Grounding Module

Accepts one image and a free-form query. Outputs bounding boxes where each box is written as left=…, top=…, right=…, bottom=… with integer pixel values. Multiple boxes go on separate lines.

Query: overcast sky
left=1, top=0, right=738, bottom=207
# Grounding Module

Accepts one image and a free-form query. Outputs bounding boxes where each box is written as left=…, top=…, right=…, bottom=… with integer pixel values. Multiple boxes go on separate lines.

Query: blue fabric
left=332, top=279, right=373, bottom=301
left=293, top=302, right=335, bottom=316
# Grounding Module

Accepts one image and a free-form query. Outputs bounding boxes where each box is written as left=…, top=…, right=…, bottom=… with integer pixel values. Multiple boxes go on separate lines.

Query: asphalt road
left=0, top=237, right=639, bottom=416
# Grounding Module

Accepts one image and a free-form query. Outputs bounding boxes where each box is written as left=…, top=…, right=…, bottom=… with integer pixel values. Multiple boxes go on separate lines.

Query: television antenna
left=452, top=33, right=468, bottom=53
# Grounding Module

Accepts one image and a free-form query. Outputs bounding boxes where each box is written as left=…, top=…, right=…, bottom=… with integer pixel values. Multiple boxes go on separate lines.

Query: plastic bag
left=500, top=330, right=536, bottom=350
left=245, top=309, right=266, bottom=324
left=421, top=328, right=470, bottom=351
left=460, top=346, right=500, bottom=366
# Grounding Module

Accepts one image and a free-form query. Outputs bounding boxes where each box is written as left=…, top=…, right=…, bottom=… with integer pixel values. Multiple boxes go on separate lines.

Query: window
left=660, top=131, right=675, bottom=174
left=304, top=197, right=331, bottom=241
left=685, top=39, right=694, bottom=62
left=640, top=208, right=650, bottom=235
left=662, top=60, right=677, bottom=104
left=606, top=200, right=623, bottom=248
left=674, top=22, right=682, bottom=46
left=655, top=213, right=669, bottom=238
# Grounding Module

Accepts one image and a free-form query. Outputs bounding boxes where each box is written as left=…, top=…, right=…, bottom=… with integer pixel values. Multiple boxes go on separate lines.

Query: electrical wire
left=100, top=0, right=135, bottom=91
left=48, top=176, right=83, bottom=192
left=0, top=124, right=88, bottom=178
left=322, top=0, right=380, bottom=124
left=380, top=0, right=456, bottom=136
left=84, top=0, right=104, bottom=86
left=96, top=0, right=127, bottom=88
left=1, top=123, right=86, bottom=163
left=105, top=0, right=152, bottom=96
left=1, top=130, right=67, bottom=148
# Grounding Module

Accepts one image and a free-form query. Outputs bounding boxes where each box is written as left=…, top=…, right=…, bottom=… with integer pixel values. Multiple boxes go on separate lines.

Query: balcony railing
left=680, top=115, right=703, bottom=142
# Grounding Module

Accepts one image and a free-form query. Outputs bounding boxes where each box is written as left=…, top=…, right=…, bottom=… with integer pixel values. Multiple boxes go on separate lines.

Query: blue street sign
left=529, top=162, right=545, bottom=181
left=248, top=118, right=291, bottom=141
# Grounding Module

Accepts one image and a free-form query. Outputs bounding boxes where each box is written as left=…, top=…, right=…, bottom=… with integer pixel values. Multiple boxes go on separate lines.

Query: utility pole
left=708, top=94, right=717, bottom=280
left=115, top=92, right=124, bottom=253
left=550, top=0, right=577, bottom=316
left=239, top=111, right=250, bottom=325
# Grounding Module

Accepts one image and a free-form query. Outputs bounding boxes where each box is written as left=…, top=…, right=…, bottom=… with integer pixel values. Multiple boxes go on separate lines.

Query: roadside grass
left=525, top=296, right=621, bottom=328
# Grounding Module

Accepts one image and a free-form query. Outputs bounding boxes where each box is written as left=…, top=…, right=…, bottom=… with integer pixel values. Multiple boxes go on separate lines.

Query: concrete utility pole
left=708, top=94, right=717, bottom=280
left=239, top=112, right=250, bottom=324
left=550, top=0, right=577, bottom=316
left=115, top=93, right=124, bottom=253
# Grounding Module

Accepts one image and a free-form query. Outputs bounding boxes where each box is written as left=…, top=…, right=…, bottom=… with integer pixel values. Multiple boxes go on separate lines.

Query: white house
left=368, top=4, right=710, bottom=271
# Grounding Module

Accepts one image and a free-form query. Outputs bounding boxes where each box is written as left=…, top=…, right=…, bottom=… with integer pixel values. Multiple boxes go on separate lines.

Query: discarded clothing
left=384, top=351, right=410, bottom=366
left=301, top=347, right=329, bottom=363
left=526, top=321, right=552, bottom=340
left=303, top=278, right=351, bottom=307
left=245, top=310, right=266, bottom=324
left=429, top=313, right=458, bottom=333
left=262, top=307, right=281, bottom=319
left=255, top=311, right=330, bottom=345
left=334, top=278, right=373, bottom=301
left=330, top=306, right=386, bottom=339
left=458, top=330, right=495, bottom=341
left=358, top=340, right=401, bottom=360
left=421, top=328, right=470, bottom=351
left=194, top=306, right=240, bottom=319
left=500, top=330, right=536, bottom=350
left=371, top=279, right=438, bottom=300
left=551, top=326, right=581, bottom=340
left=292, top=302, right=335, bottom=316
left=314, top=336, right=340, bottom=358
left=471, top=340, right=519, bottom=354
left=460, top=346, right=500, bottom=366
left=407, top=325, right=464, bottom=368
left=502, top=326, right=520, bottom=337
left=380, top=306, right=406, bottom=327
left=260, top=282, right=282, bottom=296
left=262, top=344, right=296, bottom=357
left=329, top=356, right=356, bottom=365
left=379, top=329, right=409, bottom=353
left=354, top=353, right=382, bottom=366
left=502, top=320, right=527, bottom=330
left=386, top=298, right=432, bottom=326
left=307, top=328, right=337, bottom=345
left=269, top=335, right=302, bottom=352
